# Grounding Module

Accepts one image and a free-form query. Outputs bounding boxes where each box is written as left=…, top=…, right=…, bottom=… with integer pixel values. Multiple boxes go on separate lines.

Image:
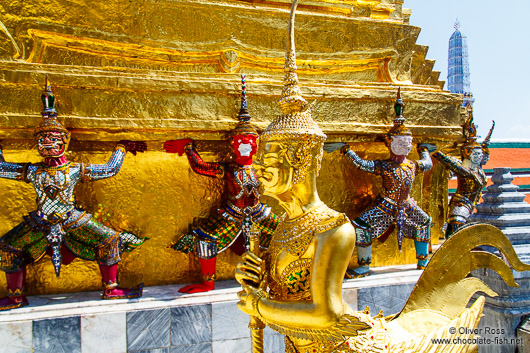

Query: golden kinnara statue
left=235, top=1, right=530, bottom=352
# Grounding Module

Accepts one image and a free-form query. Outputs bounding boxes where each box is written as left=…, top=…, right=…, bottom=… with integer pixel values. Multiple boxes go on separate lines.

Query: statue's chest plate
left=226, top=165, right=260, bottom=200
left=268, top=238, right=314, bottom=301
left=270, top=235, right=314, bottom=282
left=35, top=166, right=70, bottom=196
left=381, top=160, right=416, bottom=203
left=460, top=168, right=486, bottom=194
left=32, top=163, right=80, bottom=215
left=266, top=205, right=348, bottom=301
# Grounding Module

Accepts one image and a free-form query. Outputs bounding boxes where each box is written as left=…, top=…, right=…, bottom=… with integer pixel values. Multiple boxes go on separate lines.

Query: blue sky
left=404, top=0, right=530, bottom=140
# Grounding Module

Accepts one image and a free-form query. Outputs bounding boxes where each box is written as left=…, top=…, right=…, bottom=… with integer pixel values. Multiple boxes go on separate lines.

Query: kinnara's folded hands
left=235, top=252, right=266, bottom=316
left=235, top=251, right=263, bottom=289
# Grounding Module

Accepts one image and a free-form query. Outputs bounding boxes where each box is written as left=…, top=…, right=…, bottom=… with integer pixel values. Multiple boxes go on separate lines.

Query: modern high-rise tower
left=448, top=20, right=474, bottom=106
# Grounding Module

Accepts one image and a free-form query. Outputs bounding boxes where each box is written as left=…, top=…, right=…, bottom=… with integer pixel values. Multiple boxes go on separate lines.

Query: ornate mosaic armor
left=172, top=145, right=278, bottom=259
left=0, top=146, right=145, bottom=276
left=327, top=90, right=435, bottom=276
left=166, top=75, right=278, bottom=294
left=346, top=148, right=432, bottom=249
left=0, top=78, right=146, bottom=308
left=433, top=111, right=493, bottom=238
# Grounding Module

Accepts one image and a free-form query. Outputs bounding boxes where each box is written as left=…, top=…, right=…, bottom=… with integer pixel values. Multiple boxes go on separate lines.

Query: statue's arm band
left=344, top=149, right=377, bottom=173
left=185, top=146, right=224, bottom=178
left=83, top=145, right=126, bottom=181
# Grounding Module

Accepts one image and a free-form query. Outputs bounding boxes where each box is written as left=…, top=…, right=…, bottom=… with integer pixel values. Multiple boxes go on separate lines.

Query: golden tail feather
left=393, top=296, right=485, bottom=353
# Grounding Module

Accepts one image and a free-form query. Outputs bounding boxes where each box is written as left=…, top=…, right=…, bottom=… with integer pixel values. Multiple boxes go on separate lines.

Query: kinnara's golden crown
left=261, top=0, right=325, bottom=146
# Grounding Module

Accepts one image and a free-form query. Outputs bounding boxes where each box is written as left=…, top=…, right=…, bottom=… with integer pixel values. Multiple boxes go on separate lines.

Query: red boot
left=99, top=264, right=143, bottom=300
left=0, top=269, right=28, bottom=311
left=178, top=257, right=216, bottom=294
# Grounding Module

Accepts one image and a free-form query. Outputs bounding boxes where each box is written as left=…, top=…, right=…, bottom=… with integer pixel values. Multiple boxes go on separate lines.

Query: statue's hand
left=417, top=143, right=437, bottom=153
left=323, top=142, right=347, bottom=154
left=164, top=139, right=194, bottom=156
left=235, top=251, right=263, bottom=289
left=237, top=286, right=265, bottom=317
left=117, top=140, right=147, bottom=156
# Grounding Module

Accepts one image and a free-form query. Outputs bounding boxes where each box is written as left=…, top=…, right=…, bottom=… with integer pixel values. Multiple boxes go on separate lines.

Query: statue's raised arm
left=0, top=143, right=28, bottom=181
left=81, top=140, right=146, bottom=182
left=164, top=138, right=224, bottom=178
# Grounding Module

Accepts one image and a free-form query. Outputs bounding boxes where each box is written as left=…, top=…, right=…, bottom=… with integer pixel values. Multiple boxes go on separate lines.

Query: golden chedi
left=235, top=1, right=530, bottom=352
left=0, top=0, right=463, bottom=295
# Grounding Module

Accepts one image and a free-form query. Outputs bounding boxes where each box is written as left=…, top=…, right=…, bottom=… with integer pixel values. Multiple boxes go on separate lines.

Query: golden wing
left=397, top=223, right=530, bottom=319
left=262, top=313, right=371, bottom=343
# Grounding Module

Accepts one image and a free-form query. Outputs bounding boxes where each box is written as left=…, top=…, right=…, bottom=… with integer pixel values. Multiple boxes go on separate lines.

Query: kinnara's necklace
left=273, top=202, right=326, bottom=244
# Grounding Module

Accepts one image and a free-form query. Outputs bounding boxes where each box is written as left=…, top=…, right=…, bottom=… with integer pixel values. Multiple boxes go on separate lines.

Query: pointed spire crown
left=482, top=120, right=495, bottom=154
left=35, top=76, right=69, bottom=136
left=276, top=0, right=308, bottom=115
left=387, top=88, right=411, bottom=136
left=238, top=74, right=251, bottom=121
left=261, top=0, right=326, bottom=185
left=262, top=0, right=325, bottom=144
left=462, top=104, right=481, bottom=151
left=41, top=75, right=56, bottom=115
left=231, top=74, right=258, bottom=137
left=461, top=103, right=495, bottom=157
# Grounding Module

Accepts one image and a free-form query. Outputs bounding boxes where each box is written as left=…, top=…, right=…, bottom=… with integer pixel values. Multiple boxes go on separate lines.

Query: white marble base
left=81, top=312, right=126, bottom=353
left=0, top=320, right=32, bottom=353
left=0, top=280, right=242, bottom=323
left=0, top=264, right=423, bottom=352
left=0, top=264, right=422, bottom=323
